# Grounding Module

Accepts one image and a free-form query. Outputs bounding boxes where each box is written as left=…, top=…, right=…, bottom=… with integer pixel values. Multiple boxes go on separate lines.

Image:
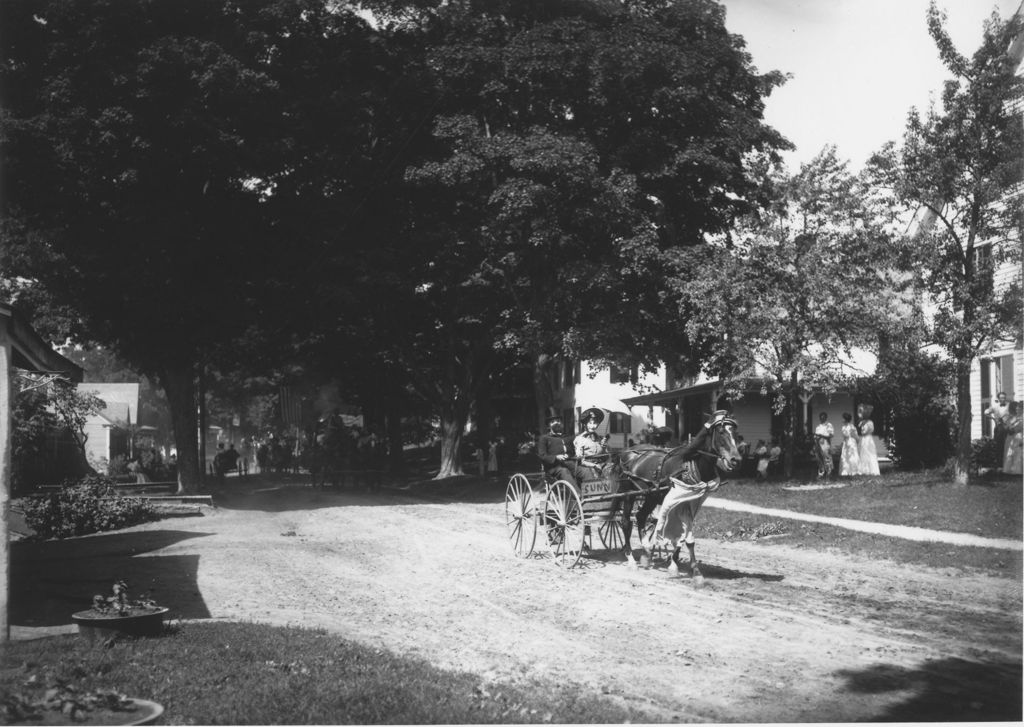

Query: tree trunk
left=160, top=364, right=203, bottom=494
left=531, top=351, right=554, bottom=435
left=784, top=370, right=798, bottom=479
left=435, top=407, right=467, bottom=479
left=952, top=362, right=973, bottom=486
left=384, top=373, right=404, bottom=473
left=197, top=369, right=207, bottom=486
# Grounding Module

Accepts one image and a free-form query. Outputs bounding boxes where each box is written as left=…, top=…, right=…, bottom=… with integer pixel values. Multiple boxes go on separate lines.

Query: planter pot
left=123, top=698, right=165, bottom=726
left=71, top=607, right=169, bottom=643
left=9, top=698, right=164, bottom=726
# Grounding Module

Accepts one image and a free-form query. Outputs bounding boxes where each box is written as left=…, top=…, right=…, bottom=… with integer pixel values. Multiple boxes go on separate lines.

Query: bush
left=970, top=437, right=1001, bottom=471
left=21, top=475, right=157, bottom=540
left=106, top=454, right=129, bottom=476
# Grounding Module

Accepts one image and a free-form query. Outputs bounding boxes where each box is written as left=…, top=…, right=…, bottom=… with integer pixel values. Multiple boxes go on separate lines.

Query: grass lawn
left=701, top=469, right=1023, bottom=575
left=1, top=622, right=652, bottom=725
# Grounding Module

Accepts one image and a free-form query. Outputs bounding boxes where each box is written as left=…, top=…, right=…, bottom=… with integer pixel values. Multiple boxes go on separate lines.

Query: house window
left=609, top=364, right=638, bottom=385
left=609, top=412, right=632, bottom=434
left=562, top=359, right=575, bottom=389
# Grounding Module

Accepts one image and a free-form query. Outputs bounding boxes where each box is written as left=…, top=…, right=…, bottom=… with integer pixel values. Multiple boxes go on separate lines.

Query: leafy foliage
left=674, top=147, right=913, bottom=473
left=89, top=580, right=161, bottom=617
left=12, top=377, right=102, bottom=493
left=21, top=475, right=157, bottom=540
left=858, top=346, right=956, bottom=469
left=970, top=437, right=1002, bottom=472
left=875, top=3, right=1024, bottom=481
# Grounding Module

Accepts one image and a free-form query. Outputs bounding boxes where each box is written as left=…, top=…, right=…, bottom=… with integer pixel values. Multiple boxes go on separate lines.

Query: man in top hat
left=537, top=413, right=577, bottom=486
left=574, top=407, right=610, bottom=471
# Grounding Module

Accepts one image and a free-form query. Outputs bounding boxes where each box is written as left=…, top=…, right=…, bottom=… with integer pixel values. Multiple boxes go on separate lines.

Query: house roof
left=77, top=382, right=139, bottom=425
left=94, top=402, right=130, bottom=427
left=621, top=380, right=725, bottom=407
left=0, top=302, right=82, bottom=380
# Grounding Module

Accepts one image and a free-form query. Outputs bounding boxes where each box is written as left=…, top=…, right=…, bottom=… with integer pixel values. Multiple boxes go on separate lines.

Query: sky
left=719, top=0, right=1022, bottom=170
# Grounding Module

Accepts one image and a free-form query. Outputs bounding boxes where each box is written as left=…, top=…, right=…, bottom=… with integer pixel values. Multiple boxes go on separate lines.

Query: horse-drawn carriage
left=504, top=411, right=741, bottom=577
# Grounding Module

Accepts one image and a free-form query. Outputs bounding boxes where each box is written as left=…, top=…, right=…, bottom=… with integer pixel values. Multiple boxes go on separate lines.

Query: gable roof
left=77, top=382, right=139, bottom=426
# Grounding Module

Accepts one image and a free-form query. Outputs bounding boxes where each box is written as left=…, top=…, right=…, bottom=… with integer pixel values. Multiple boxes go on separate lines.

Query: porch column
left=798, top=391, right=814, bottom=436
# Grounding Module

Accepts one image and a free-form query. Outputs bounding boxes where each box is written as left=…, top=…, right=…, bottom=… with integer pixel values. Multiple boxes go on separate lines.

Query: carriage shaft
left=579, top=483, right=670, bottom=506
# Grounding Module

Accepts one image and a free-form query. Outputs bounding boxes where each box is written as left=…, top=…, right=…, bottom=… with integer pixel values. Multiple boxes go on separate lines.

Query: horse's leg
left=681, top=503, right=704, bottom=586
left=667, top=540, right=682, bottom=577
left=637, top=498, right=657, bottom=569
left=619, top=495, right=636, bottom=567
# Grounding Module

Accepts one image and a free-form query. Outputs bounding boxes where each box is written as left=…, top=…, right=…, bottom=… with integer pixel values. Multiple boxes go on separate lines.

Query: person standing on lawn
left=813, top=412, right=834, bottom=479
left=839, top=412, right=860, bottom=477
left=985, top=391, right=1011, bottom=471
left=754, top=440, right=769, bottom=480
left=1002, top=401, right=1022, bottom=476
left=768, top=439, right=782, bottom=477
left=857, top=404, right=880, bottom=476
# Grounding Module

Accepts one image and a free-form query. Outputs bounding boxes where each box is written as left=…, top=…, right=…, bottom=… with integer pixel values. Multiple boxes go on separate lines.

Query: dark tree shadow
left=835, top=657, right=1022, bottom=721
left=698, top=562, right=785, bottom=582
left=11, top=529, right=214, bottom=626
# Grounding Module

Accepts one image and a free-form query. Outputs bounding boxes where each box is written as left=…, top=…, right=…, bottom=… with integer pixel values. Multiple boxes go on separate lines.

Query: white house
left=548, top=351, right=890, bottom=460
left=77, top=382, right=139, bottom=471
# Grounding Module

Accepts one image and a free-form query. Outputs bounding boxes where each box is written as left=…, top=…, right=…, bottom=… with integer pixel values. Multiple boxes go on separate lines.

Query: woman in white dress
left=1002, top=402, right=1022, bottom=476
left=857, top=404, right=880, bottom=476
left=839, top=412, right=860, bottom=477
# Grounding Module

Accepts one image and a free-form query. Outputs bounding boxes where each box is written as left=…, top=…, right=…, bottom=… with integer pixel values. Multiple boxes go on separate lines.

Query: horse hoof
left=692, top=575, right=705, bottom=588
left=639, top=555, right=651, bottom=569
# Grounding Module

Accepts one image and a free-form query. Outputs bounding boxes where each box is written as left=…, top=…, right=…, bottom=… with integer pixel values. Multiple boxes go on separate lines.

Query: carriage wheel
left=543, top=480, right=585, bottom=568
left=505, top=474, right=537, bottom=558
left=596, top=518, right=625, bottom=552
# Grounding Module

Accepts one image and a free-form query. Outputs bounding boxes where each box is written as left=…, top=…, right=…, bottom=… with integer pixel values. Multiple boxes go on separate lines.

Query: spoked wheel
left=596, top=518, right=625, bottom=551
left=505, top=474, right=537, bottom=558
left=543, top=480, right=585, bottom=568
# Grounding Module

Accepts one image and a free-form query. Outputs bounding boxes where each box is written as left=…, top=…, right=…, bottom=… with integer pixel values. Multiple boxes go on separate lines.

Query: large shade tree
left=876, top=3, right=1023, bottom=483
left=674, top=147, right=916, bottom=476
left=0, top=0, right=394, bottom=491
left=377, top=0, right=790, bottom=475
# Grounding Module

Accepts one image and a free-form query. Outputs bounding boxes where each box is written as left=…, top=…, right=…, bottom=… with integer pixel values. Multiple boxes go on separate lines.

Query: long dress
left=858, top=419, right=880, bottom=476
left=839, top=423, right=860, bottom=477
left=1003, top=417, right=1023, bottom=476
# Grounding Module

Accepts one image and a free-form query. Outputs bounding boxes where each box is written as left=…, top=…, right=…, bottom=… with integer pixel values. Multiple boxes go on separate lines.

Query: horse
left=607, top=411, right=741, bottom=583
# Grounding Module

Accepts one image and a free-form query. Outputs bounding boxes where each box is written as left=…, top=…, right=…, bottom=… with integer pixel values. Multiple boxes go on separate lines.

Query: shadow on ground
left=835, top=656, right=1022, bottom=721
left=11, top=529, right=214, bottom=627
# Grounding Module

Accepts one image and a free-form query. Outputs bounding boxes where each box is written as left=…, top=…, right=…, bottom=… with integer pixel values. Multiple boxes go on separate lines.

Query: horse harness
left=621, top=417, right=736, bottom=493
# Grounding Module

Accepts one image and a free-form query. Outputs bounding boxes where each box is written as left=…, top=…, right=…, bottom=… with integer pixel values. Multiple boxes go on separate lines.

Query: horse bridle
left=692, top=417, right=739, bottom=461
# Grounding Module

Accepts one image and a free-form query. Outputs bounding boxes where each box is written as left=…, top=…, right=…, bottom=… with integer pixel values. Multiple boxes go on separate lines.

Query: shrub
left=107, top=454, right=129, bottom=476
left=21, top=475, right=157, bottom=540
left=970, top=437, right=1001, bottom=471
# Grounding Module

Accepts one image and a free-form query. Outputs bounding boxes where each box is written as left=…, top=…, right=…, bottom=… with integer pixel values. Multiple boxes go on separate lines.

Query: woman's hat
left=858, top=403, right=874, bottom=417
left=546, top=413, right=563, bottom=425
left=580, top=407, right=604, bottom=425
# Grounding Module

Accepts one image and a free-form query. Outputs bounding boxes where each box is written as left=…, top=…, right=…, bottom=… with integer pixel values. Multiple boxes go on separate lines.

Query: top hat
left=580, top=407, right=604, bottom=425
left=546, top=413, right=563, bottom=425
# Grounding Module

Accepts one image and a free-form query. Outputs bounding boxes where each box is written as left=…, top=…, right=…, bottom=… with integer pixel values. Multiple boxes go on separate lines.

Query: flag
left=279, top=387, right=304, bottom=427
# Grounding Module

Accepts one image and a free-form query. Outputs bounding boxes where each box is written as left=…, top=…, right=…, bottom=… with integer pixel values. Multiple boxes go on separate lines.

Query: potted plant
left=70, top=581, right=169, bottom=644
left=2, top=681, right=164, bottom=726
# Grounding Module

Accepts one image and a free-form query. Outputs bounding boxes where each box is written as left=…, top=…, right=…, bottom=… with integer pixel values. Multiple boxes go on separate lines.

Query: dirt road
left=12, top=480, right=1023, bottom=722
